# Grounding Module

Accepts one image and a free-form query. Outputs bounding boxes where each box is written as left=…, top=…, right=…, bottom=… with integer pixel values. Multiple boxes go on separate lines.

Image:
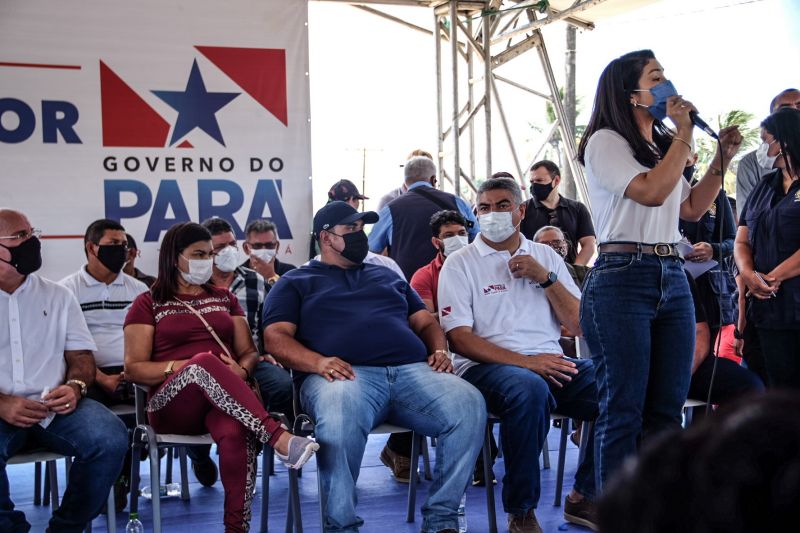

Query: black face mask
left=0, top=236, right=42, bottom=275
left=96, top=244, right=128, bottom=274
left=682, top=165, right=696, bottom=182
left=530, top=181, right=554, bottom=202
left=336, top=230, right=369, bottom=264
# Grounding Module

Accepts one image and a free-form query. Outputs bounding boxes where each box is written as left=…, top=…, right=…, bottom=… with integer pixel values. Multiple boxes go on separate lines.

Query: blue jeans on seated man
left=463, top=358, right=597, bottom=515
left=0, top=398, right=128, bottom=533
left=300, top=362, right=487, bottom=533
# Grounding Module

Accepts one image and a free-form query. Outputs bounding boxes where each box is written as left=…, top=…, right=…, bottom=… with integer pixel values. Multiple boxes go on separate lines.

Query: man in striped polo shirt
left=59, top=218, right=148, bottom=512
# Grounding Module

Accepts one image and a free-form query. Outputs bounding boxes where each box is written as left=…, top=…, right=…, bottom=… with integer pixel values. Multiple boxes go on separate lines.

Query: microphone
left=690, top=111, right=719, bottom=140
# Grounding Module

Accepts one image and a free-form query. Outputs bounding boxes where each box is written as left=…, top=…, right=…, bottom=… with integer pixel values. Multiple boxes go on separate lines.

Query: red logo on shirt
left=482, top=284, right=508, bottom=295
left=441, top=306, right=452, bottom=317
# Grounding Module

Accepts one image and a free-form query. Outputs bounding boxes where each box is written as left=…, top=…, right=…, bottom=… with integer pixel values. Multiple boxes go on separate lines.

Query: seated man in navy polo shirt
left=263, top=201, right=486, bottom=533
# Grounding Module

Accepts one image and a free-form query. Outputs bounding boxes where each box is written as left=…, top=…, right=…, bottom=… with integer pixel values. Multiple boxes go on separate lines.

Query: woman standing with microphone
left=577, top=49, right=742, bottom=490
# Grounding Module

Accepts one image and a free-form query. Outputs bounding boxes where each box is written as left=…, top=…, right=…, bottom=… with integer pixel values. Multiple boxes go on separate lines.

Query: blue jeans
left=0, top=398, right=128, bottom=533
left=252, top=360, right=293, bottom=417
left=463, top=359, right=597, bottom=514
left=580, top=253, right=694, bottom=491
left=300, top=362, right=486, bottom=533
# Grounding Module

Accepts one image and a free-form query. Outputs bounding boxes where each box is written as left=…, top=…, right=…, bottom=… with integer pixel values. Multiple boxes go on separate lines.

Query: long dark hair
left=761, top=107, right=800, bottom=180
left=151, top=222, right=212, bottom=303
left=578, top=49, right=674, bottom=168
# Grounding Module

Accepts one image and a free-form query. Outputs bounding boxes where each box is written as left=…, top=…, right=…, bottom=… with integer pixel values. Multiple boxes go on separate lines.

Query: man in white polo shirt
left=59, top=218, right=148, bottom=512
left=60, top=219, right=149, bottom=401
left=0, top=208, right=128, bottom=532
left=438, top=178, right=598, bottom=533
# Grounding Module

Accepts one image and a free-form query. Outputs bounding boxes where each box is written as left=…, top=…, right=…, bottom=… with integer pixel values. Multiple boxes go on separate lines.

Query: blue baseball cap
left=313, top=201, right=378, bottom=238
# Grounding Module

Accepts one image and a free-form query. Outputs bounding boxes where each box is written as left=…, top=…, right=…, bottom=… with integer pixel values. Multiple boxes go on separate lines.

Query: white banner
left=0, top=0, right=312, bottom=280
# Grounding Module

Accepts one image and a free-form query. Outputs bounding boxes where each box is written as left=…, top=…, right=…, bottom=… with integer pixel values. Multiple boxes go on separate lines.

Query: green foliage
left=693, top=109, right=760, bottom=194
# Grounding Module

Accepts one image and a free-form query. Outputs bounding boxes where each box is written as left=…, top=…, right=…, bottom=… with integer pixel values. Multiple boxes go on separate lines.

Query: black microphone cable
left=704, top=135, right=726, bottom=415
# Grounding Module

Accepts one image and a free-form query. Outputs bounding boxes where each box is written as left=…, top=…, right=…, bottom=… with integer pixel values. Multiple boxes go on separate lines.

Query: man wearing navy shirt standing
left=263, top=202, right=486, bottom=533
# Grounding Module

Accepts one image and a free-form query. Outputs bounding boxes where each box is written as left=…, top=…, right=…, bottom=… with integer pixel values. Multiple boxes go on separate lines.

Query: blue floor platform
left=8, top=424, right=593, bottom=532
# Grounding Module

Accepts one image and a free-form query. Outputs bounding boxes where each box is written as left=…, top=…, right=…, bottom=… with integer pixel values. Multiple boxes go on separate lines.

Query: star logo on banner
left=152, top=59, right=239, bottom=146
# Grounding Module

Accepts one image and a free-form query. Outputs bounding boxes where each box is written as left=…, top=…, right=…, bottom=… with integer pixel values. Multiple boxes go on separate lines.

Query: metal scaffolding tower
left=319, top=0, right=654, bottom=208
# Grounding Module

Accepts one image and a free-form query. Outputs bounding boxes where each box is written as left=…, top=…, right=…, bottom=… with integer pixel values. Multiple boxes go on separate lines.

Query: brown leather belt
left=598, top=242, right=681, bottom=257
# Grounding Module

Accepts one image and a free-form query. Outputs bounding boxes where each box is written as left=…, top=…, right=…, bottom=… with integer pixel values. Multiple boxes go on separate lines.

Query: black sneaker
left=191, top=456, right=219, bottom=487
left=564, top=495, right=598, bottom=531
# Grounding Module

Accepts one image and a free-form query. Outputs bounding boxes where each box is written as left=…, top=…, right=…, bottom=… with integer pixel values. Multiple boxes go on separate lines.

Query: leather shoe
left=508, top=509, right=543, bottom=533
left=380, top=444, right=411, bottom=483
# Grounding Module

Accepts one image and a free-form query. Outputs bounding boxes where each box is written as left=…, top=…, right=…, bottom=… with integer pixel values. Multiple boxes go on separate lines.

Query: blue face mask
left=635, top=79, right=678, bottom=121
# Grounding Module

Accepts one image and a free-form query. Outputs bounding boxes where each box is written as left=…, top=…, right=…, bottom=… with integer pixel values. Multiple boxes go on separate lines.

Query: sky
left=306, top=0, right=800, bottom=211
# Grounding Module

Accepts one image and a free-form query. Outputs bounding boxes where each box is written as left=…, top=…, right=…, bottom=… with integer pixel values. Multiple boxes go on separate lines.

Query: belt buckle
left=654, top=243, right=673, bottom=257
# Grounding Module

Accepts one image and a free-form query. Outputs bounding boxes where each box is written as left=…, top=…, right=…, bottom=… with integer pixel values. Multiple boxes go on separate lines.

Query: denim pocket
left=594, top=253, right=636, bottom=274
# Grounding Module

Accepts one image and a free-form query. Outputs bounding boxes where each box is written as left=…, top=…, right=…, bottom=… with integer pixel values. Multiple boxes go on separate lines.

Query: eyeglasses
left=247, top=242, right=278, bottom=250
left=540, top=239, right=567, bottom=248
left=0, top=228, right=42, bottom=241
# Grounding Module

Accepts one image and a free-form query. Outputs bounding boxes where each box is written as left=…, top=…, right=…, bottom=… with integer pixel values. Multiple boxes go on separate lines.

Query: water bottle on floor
left=126, top=512, right=144, bottom=533
left=140, top=482, right=181, bottom=499
left=458, top=492, right=467, bottom=532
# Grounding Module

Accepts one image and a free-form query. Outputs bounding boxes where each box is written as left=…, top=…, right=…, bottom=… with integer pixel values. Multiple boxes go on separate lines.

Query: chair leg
left=48, top=460, right=60, bottom=511
left=106, top=486, right=117, bottom=533
left=129, top=432, right=142, bottom=516
left=406, top=433, right=420, bottom=523
left=260, top=444, right=272, bottom=533
left=421, top=438, right=432, bottom=481
left=34, top=462, right=42, bottom=506
left=179, top=447, right=190, bottom=501
left=288, top=469, right=303, bottom=533
left=147, top=440, right=163, bottom=533
left=483, top=423, right=498, bottom=533
left=542, top=433, right=551, bottom=470
left=165, top=447, right=174, bottom=484
left=43, top=462, right=51, bottom=506
left=285, top=496, right=293, bottom=533
left=317, top=465, right=326, bottom=533
left=269, top=445, right=276, bottom=476
left=554, top=420, right=569, bottom=506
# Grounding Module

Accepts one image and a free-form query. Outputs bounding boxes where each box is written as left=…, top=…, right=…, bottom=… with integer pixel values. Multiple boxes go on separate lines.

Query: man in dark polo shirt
left=368, top=156, right=479, bottom=280
left=520, top=160, right=596, bottom=265
left=263, top=201, right=486, bottom=533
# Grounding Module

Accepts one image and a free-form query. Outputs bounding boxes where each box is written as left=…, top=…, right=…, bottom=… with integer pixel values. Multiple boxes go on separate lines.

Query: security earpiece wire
left=705, top=137, right=725, bottom=415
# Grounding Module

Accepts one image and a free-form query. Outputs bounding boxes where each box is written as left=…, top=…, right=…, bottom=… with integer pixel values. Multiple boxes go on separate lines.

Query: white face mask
left=180, top=255, right=213, bottom=285
left=756, top=140, right=779, bottom=169
left=213, top=245, right=240, bottom=273
left=479, top=211, right=517, bottom=243
left=442, top=235, right=468, bottom=257
left=251, top=249, right=277, bottom=263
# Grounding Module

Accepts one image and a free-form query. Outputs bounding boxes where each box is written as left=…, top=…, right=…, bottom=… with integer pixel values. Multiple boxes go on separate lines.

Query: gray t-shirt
left=735, top=150, right=769, bottom=215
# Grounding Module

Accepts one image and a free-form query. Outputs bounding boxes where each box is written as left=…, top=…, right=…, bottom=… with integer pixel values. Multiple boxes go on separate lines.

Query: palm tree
left=694, top=109, right=760, bottom=194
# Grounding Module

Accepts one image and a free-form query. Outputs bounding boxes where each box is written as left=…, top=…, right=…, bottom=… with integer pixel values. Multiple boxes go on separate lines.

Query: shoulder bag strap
left=177, top=299, right=233, bottom=359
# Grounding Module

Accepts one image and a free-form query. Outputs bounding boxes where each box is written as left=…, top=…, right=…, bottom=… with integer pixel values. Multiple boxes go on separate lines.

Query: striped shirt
left=229, top=266, right=268, bottom=352
left=59, top=266, right=148, bottom=368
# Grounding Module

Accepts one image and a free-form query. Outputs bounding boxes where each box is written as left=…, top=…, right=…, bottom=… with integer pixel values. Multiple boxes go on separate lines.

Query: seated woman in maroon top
left=124, top=222, right=318, bottom=533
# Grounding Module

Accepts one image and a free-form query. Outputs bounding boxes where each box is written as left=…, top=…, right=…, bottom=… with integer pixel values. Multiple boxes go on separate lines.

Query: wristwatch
left=267, top=274, right=280, bottom=285
left=540, top=271, right=558, bottom=289
left=733, top=328, right=744, bottom=340
left=66, top=379, right=87, bottom=397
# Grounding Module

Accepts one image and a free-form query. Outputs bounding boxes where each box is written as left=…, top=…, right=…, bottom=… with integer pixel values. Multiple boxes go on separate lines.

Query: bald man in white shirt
left=0, top=209, right=128, bottom=533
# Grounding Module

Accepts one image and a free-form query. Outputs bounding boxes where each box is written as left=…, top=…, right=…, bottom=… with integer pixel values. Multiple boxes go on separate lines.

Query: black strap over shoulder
left=407, top=187, right=475, bottom=228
